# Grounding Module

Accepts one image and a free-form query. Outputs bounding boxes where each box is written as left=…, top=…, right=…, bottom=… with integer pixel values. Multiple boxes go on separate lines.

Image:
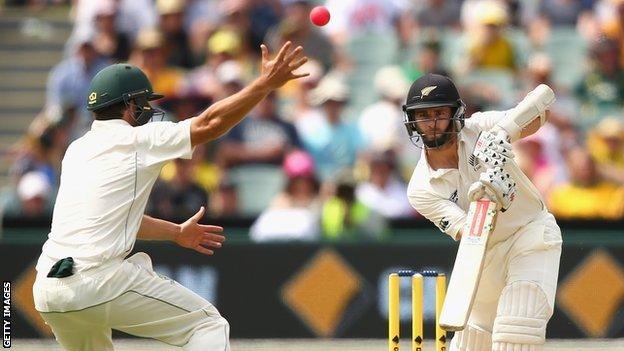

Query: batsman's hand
left=258, top=41, right=309, bottom=90
left=468, top=166, right=517, bottom=212
left=473, top=128, right=514, bottom=169
left=175, top=206, right=226, bottom=256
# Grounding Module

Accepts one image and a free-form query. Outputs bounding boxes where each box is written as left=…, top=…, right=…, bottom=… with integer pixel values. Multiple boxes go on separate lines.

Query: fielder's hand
left=258, top=41, right=309, bottom=90
left=473, top=128, right=514, bottom=168
left=468, top=167, right=517, bottom=212
left=176, top=206, right=226, bottom=256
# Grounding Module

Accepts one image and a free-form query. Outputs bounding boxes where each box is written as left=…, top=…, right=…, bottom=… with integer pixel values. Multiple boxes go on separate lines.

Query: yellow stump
left=389, top=273, right=400, bottom=351
left=412, top=274, right=424, bottom=351
left=435, top=274, right=447, bottom=351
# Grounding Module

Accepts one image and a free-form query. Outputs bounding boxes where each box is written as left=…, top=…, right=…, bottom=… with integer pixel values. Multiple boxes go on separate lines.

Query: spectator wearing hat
left=587, top=117, right=624, bottom=184
left=2, top=171, right=54, bottom=218
left=465, top=0, right=517, bottom=71
left=296, top=73, right=362, bottom=181
left=129, top=27, right=184, bottom=97
left=157, top=0, right=195, bottom=68
left=548, top=147, right=624, bottom=220
left=217, top=91, right=302, bottom=168
left=46, top=31, right=108, bottom=137
left=91, top=0, right=131, bottom=62
left=279, top=59, right=324, bottom=121
left=358, top=66, right=410, bottom=157
left=250, top=151, right=322, bottom=242
left=355, top=151, right=415, bottom=218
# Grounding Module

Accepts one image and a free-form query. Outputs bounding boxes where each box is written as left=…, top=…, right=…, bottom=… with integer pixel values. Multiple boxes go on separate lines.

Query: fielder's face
left=412, top=106, right=452, bottom=145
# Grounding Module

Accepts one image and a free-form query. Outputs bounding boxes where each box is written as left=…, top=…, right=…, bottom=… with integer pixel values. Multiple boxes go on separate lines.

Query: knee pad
left=492, top=281, right=552, bottom=351
left=450, top=324, right=492, bottom=351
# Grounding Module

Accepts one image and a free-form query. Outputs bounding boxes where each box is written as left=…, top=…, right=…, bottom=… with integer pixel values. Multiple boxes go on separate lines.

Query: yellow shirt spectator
left=548, top=182, right=624, bottom=220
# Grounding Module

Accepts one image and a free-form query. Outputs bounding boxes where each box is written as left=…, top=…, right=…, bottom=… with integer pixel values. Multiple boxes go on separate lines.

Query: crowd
left=2, top=0, right=624, bottom=241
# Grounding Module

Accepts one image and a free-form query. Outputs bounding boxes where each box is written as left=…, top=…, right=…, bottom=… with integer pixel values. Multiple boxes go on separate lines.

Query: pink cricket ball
left=309, top=6, right=330, bottom=27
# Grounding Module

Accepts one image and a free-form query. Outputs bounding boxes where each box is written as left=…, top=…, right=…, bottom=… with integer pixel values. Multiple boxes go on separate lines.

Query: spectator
left=576, top=36, right=624, bottom=116
left=184, top=30, right=251, bottom=100
left=548, top=147, right=624, bottom=219
left=403, top=38, right=450, bottom=82
left=209, top=180, right=239, bottom=218
left=602, top=0, right=624, bottom=67
left=157, top=0, right=195, bottom=68
left=250, top=151, right=321, bottom=242
left=321, top=171, right=386, bottom=240
left=159, top=144, right=220, bottom=194
left=414, top=0, right=461, bottom=30
left=355, top=152, right=414, bottom=218
left=587, top=117, right=624, bottom=184
left=465, top=1, right=517, bottom=71
left=46, top=32, right=108, bottom=137
left=538, top=0, right=587, bottom=26
left=2, top=172, right=53, bottom=218
left=266, top=0, right=335, bottom=70
left=358, top=66, right=410, bottom=156
left=323, top=0, right=412, bottom=46
left=280, top=59, right=324, bottom=121
left=129, top=27, right=184, bottom=97
left=297, top=73, right=362, bottom=181
left=217, top=91, right=301, bottom=168
left=148, top=159, right=209, bottom=221
left=91, top=0, right=131, bottom=63
left=514, top=131, right=560, bottom=198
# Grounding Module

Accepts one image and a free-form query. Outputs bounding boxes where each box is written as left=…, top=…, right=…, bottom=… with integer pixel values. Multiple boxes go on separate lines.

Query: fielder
left=32, top=42, right=308, bottom=350
left=404, top=74, right=562, bottom=351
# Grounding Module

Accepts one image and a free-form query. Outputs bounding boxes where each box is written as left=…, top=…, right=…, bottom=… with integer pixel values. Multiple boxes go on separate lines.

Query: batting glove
left=468, top=166, right=517, bottom=212
left=473, top=128, right=514, bottom=168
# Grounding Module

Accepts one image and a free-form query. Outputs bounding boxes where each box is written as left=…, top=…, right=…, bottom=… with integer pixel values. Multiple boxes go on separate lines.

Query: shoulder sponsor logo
left=420, top=86, right=437, bottom=97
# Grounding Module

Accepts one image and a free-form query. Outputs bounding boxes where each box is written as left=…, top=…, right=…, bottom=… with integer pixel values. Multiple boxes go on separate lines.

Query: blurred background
left=0, top=0, right=623, bottom=347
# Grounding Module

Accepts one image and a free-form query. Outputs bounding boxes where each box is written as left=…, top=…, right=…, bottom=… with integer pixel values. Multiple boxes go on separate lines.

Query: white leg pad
left=450, top=323, right=492, bottom=351
left=492, top=281, right=552, bottom=351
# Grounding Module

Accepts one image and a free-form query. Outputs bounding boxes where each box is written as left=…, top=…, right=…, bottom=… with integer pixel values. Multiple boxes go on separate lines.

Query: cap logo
left=421, top=86, right=437, bottom=97
left=88, top=92, right=97, bottom=104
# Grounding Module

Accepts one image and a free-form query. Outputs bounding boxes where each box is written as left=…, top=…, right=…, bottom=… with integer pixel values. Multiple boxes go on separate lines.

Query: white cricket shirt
left=35, top=118, right=194, bottom=275
left=407, top=111, right=547, bottom=246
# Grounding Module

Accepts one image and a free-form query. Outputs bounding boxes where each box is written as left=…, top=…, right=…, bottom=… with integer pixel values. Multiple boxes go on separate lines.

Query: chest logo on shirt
left=449, top=190, right=458, bottom=203
left=421, top=86, right=437, bottom=97
left=468, top=153, right=482, bottom=172
left=439, top=218, right=450, bottom=231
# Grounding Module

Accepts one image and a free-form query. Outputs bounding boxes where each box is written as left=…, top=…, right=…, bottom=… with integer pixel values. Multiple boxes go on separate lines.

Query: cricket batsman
left=32, top=42, right=307, bottom=350
left=405, top=74, right=562, bottom=351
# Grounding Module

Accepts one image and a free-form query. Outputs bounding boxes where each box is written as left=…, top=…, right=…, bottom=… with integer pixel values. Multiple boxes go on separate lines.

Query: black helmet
left=87, top=64, right=164, bottom=125
left=402, top=74, right=465, bottom=148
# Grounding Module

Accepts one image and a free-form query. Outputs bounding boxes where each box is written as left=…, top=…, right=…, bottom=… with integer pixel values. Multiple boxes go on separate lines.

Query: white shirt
left=356, top=178, right=413, bottom=218
left=407, top=111, right=547, bottom=246
left=36, top=119, right=193, bottom=275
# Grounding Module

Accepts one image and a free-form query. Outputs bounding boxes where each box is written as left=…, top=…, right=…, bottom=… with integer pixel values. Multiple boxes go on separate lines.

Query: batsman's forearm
left=137, top=215, right=181, bottom=241
left=190, top=78, right=272, bottom=146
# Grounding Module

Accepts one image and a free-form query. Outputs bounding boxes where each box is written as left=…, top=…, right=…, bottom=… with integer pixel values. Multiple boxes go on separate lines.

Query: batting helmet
left=86, top=64, right=164, bottom=125
left=402, top=73, right=465, bottom=148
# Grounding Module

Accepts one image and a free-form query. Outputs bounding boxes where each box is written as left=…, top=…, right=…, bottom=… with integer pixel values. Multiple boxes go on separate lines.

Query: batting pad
left=492, top=281, right=551, bottom=351
left=450, top=323, right=492, bottom=351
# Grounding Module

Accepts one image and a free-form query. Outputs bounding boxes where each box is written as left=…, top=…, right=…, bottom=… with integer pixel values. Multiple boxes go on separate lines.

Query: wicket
left=388, top=270, right=446, bottom=351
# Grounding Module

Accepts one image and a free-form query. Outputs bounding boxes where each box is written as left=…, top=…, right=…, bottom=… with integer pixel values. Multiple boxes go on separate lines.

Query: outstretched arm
left=189, top=41, right=308, bottom=146
left=137, top=207, right=225, bottom=256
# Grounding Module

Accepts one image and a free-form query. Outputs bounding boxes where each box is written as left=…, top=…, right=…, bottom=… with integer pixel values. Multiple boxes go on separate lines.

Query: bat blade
left=439, top=199, right=498, bottom=331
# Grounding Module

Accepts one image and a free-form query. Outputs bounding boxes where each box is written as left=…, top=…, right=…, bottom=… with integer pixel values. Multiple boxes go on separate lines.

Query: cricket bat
left=439, top=198, right=498, bottom=331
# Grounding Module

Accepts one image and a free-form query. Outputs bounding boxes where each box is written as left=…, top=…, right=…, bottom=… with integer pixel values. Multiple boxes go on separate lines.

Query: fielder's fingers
left=260, top=44, right=269, bottom=63
left=275, top=41, right=292, bottom=62
left=204, top=233, right=226, bottom=242
left=195, top=245, right=214, bottom=256
left=198, top=224, right=223, bottom=232
left=284, top=45, right=303, bottom=63
left=200, top=239, right=222, bottom=248
left=289, top=56, right=308, bottom=70
left=290, top=72, right=311, bottom=79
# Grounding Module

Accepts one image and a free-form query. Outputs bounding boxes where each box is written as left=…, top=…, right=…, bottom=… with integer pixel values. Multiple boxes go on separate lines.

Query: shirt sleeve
left=408, top=186, right=467, bottom=240
left=135, top=119, right=194, bottom=166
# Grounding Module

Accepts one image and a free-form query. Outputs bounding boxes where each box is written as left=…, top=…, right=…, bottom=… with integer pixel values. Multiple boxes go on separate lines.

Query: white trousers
left=34, top=252, right=229, bottom=351
left=451, top=212, right=562, bottom=349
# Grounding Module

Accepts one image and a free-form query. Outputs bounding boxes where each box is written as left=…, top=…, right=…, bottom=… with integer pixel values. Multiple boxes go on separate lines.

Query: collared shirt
left=36, top=118, right=193, bottom=274
left=407, top=111, right=546, bottom=245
